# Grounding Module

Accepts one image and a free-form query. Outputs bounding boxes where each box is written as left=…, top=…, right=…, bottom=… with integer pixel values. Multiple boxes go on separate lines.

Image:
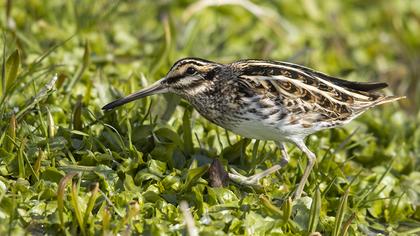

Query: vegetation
left=0, top=0, right=419, bottom=235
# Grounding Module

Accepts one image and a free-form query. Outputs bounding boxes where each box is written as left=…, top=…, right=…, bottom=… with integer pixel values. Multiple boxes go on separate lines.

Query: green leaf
left=333, top=189, right=349, bottom=236
left=70, top=130, right=89, bottom=137
left=308, top=187, right=322, bottom=233
left=243, top=211, right=276, bottom=235
left=71, top=179, right=85, bottom=235
left=260, top=195, right=284, bottom=219
left=150, top=143, right=176, bottom=168
left=182, top=108, right=194, bottom=156
left=293, top=196, right=312, bottom=230
left=220, top=138, right=251, bottom=162
left=46, top=107, right=55, bottom=137
left=83, top=182, right=99, bottom=229
left=134, top=169, right=161, bottom=185
left=57, top=172, right=78, bottom=229
left=4, top=114, right=16, bottom=152
left=282, top=197, right=292, bottom=223
left=73, top=96, right=83, bottom=131
left=181, top=164, right=210, bottom=192
left=142, top=185, right=161, bottom=202
left=148, top=159, right=167, bottom=177
left=161, top=175, right=182, bottom=191
left=4, top=49, right=20, bottom=95
left=17, top=139, right=26, bottom=178
left=154, top=127, right=182, bottom=147
left=41, top=167, right=66, bottom=183
left=208, top=187, right=239, bottom=205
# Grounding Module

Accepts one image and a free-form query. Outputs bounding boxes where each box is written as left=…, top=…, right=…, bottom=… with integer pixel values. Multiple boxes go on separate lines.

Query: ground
left=0, top=0, right=419, bottom=235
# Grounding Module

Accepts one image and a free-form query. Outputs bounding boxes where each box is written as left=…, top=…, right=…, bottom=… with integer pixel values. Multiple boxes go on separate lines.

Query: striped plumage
left=103, top=58, right=404, bottom=199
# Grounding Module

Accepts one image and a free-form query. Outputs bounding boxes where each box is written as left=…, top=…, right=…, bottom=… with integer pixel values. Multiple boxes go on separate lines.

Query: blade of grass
left=4, top=49, right=20, bottom=94
left=116, top=201, right=140, bottom=234
left=57, top=172, right=79, bottom=229
left=1, top=32, right=6, bottom=98
left=15, top=74, right=58, bottom=120
left=83, top=182, right=99, bottom=230
left=102, top=205, right=111, bottom=235
left=333, top=188, right=349, bottom=236
left=8, top=183, right=17, bottom=236
left=341, top=212, right=356, bottom=236
left=64, top=41, right=90, bottom=94
left=183, top=107, right=194, bottom=156
left=71, top=178, right=86, bottom=236
left=33, top=149, right=44, bottom=178
left=308, top=186, right=321, bottom=233
left=148, top=13, right=171, bottom=77
left=46, top=107, right=55, bottom=137
left=31, top=35, right=75, bottom=69
left=36, top=103, right=48, bottom=137
left=17, top=138, right=26, bottom=178
left=259, top=195, right=284, bottom=219
left=183, top=0, right=296, bottom=37
left=194, top=132, right=203, bottom=150
left=355, top=161, right=393, bottom=208
left=282, top=197, right=293, bottom=224
left=180, top=201, right=198, bottom=236
left=400, top=227, right=420, bottom=235
left=250, top=139, right=260, bottom=171
left=4, top=114, right=16, bottom=152
left=215, top=126, right=224, bottom=151
left=389, top=192, right=404, bottom=222
left=0, top=23, right=68, bottom=111
left=23, top=148, right=37, bottom=181
left=259, top=195, right=300, bottom=232
left=103, top=124, right=127, bottom=150
left=181, top=164, right=210, bottom=192
left=73, top=95, right=83, bottom=131
left=126, top=117, right=133, bottom=150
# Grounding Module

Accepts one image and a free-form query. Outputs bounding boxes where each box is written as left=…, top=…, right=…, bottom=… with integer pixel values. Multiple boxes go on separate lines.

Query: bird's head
left=102, top=58, right=222, bottom=110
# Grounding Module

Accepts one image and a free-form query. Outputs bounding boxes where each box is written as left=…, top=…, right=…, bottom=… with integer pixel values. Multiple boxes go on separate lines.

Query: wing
left=232, top=60, right=396, bottom=128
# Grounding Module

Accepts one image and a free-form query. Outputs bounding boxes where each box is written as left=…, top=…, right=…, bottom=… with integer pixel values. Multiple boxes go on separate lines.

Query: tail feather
left=357, top=95, right=405, bottom=112
left=373, top=95, right=406, bottom=106
left=348, top=95, right=405, bottom=120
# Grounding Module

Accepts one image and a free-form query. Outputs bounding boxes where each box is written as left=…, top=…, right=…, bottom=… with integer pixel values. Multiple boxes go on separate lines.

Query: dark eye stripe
left=204, top=69, right=215, bottom=80
left=166, top=74, right=184, bottom=84
left=167, top=68, right=217, bottom=84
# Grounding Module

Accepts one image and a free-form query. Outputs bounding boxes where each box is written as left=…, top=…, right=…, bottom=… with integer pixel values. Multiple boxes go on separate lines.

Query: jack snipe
left=103, top=58, right=404, bottom=199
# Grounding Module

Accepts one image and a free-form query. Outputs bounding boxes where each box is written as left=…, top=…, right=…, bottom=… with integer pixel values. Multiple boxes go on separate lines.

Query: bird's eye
left=185, top=67, right=197, bottom=75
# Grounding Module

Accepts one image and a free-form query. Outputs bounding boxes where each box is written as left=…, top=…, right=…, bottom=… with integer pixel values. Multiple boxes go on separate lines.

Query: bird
left=102, top=58, right=404, bottom=199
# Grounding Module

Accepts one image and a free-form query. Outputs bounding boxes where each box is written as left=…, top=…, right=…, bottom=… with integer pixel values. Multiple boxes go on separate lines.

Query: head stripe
left=169, top=57, right=215, bottom=71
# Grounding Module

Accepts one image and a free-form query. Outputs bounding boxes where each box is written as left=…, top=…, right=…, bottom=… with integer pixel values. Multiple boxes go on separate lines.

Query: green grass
left=0, top=0, right=419, bottom=235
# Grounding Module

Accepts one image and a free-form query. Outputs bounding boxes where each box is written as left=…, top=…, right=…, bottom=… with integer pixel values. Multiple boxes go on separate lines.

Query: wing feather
left=234, top=60, right=392, bottom=125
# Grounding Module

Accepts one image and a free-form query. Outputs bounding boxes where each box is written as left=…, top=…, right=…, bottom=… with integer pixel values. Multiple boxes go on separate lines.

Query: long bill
left=102, top=78, right=168, bottom=110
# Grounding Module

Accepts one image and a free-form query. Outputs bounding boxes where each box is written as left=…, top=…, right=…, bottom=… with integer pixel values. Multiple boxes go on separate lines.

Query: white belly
left=227, top=114, right=320, bottom=142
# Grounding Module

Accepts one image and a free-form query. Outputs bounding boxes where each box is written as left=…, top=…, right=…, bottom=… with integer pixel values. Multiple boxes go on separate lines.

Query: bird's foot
left=228, top=164, right=283, bottom=188
left=227, top=142, right=289, bottom=189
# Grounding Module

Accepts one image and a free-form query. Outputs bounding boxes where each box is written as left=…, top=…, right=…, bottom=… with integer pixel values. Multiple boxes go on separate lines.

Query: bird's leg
left=228, top=142, right=289, bottom=187
left=292, top=139, right=316, bottom=199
